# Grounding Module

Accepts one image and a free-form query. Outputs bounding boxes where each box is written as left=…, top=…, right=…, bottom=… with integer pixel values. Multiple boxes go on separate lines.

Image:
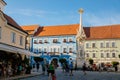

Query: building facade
left=84, top=25, right=120, bottom=65
left=31, top=24, right=80, bottom=65
left=0, top=0, right=39, bottom=66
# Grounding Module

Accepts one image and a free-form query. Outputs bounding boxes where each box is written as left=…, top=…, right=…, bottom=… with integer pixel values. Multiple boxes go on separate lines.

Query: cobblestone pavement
left=21, top=68, right=120, bottom=80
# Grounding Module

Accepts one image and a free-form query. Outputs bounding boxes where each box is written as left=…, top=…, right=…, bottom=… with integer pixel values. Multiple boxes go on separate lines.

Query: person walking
left=69, top=62, right=73, bottom=76
left=48, top=61, right=56, bottom=80
left=36, top=62, right=39, bottom=72
left=82, top=63, right=87, bottom=75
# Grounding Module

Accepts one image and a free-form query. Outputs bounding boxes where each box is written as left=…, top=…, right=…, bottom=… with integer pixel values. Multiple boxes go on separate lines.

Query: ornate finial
left=79, top=8, right=84, bottom=14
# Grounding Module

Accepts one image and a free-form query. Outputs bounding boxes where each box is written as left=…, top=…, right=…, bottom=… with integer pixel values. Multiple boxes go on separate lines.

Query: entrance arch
left=51, top=57, right=59, bottom=68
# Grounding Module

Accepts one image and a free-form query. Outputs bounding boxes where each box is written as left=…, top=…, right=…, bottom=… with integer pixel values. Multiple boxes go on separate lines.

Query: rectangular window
left=69, top=39, right=73, bottom=42
left=44, top=48, right=47, bottom=53
left=20, top=36, right=23, bottom=45
left=101, top=53, right=104, bottom=58
left=0, top=27, right=1, bottom=39
left=86, top=43, right=89, bottom=48
left=92, top=43, right=96, bottom=48
left=86, top=53, right=89, bottom=57
left=112, top=42, right=115, bottom=48
left=106, top=53, right=110, bottom=58
left=93, top=53, right=96, bottom=58
left=112, top=53, right=115, bottom=58
left=63, top=48, right=67, bottom=53
left=69, top=48, right=72, bottom=53
left=100, top=43, right=104, bottom=48
left=34, top=40, right=38, bottom=44
left=54, top=48, right=56, bottom=52
left=11, top=32, right=16, bottom=43
left=39, top=48, right=41, bottom=53
left=106, top=42, right=109, bottom=48
left=53, top=39, right=58, bottom=43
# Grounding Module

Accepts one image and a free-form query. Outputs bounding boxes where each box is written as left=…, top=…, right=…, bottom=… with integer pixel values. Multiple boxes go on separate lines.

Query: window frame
left=11, top=32, right=16, bottom=43
left=0, top=27, right=1, bottom=39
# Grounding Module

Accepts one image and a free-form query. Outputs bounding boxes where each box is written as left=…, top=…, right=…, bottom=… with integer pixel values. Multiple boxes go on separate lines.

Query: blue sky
left=4, top=0, right=120, bottom=27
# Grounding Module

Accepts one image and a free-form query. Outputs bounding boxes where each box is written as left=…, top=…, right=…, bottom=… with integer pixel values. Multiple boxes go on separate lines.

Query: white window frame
left=20, top=36, right=23, bottom=45
left=11, top=32, right=16, bottom=43
left=0, top=27, right=1, bottom=39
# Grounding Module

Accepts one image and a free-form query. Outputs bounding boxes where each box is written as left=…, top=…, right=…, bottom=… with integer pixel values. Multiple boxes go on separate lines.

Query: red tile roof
left=34, top=24, right=79, bottom=36
left=21, top=25, right=39, bottom=35
left=2, top=12, right=27, bottom=34
left=84, top=24, right=120, bottom=40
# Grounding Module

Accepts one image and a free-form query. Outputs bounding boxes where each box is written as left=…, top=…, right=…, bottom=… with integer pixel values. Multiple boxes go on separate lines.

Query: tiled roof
left=84, top=24, right=120, bottom=40
left=2, top=12, right=27, bottom=34
left=21, top=25, right=39, bottom=35
left=34, top=24, right=79, bottom=36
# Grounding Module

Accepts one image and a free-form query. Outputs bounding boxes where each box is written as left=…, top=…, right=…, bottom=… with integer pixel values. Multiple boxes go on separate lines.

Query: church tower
left=0, top=0, right=6, bottom=11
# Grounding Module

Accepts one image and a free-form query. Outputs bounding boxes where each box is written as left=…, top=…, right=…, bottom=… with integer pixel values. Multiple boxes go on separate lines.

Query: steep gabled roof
left=34, top=24, right=79, bottom=36
left=2, top=12, right=27, bottom=34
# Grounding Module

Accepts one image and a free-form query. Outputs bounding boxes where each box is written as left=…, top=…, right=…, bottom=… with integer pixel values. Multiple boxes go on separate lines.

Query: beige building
left=0, top=0, right=39, bottom=65
left=84, top=25, right=120, bottom=65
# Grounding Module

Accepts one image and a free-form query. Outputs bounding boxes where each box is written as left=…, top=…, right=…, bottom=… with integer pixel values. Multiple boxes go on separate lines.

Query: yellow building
left=84, top=25, right=120, bottom=66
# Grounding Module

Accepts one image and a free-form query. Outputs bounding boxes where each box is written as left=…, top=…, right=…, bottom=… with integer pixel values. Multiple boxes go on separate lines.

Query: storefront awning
left=0, top=43, right=40, bottom=57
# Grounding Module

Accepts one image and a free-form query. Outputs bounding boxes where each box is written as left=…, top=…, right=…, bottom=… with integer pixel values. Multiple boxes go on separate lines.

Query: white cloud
left=6, top=8, right=58, bottom=17
left=84, top=11, right=120, bottom=26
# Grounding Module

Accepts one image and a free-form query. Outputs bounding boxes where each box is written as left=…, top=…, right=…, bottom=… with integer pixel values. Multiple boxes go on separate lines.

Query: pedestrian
left=62, top=63, right=66, bottom=72
left=69, top=62, right=73, bottom=76
left=41, top=61, right=45, bottom=74
left=36, top=62, right=39, bottom=72
left=65, top=62, right=69, bottom=76
left=48, top=61, right=56, bottom=80
left=82, top=63, right=87, bottom=75
left=114, top=65, right=118, bottom=72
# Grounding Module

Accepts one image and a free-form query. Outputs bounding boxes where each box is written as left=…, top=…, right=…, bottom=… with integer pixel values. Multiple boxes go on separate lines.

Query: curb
left=0, top=73, right=42, bottom=80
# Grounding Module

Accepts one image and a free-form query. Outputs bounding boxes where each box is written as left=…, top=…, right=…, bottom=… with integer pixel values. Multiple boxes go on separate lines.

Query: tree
left=112, top=61, right=119, bottom=67
left=89, top=58, right=94, bottom=65
left=59, top=58, right=66, bottom=64
left=34, top=57, right=43, bottom=63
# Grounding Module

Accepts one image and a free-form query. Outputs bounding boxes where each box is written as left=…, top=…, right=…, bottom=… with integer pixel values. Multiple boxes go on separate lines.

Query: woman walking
left=48, top=61, right=56, bottom=80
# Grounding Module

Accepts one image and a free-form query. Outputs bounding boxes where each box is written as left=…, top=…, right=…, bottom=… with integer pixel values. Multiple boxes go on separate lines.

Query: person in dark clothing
left=115, top=65, right=118, bottom=72
left=82, top=63, right=87, bottom=75
left=36, top=62, right=39, bottom=72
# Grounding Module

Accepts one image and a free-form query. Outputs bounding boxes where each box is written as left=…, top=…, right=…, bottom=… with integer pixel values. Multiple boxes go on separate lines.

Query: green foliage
left=34, top=57, right=43, bottom=63
left=22, top=56, right=29, bottom=65
left=112, top=61, right=119, bottom=67
left=118, top=54, right=120, bottom=58
left=89, top=58, right=94, bottom=65
left=59, top=58, right=66, bottom=64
